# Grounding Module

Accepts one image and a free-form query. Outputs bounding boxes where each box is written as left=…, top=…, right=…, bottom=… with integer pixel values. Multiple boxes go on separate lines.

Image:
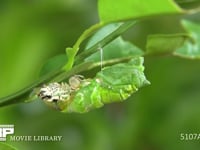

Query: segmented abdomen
left=63, top=78, right=137, bottom=113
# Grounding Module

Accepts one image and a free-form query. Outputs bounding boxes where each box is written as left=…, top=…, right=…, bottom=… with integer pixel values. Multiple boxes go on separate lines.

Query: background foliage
left=0, top=0, right=200, bottom=150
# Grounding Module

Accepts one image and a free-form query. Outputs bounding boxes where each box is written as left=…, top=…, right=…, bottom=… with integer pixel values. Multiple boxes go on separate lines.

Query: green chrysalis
left=38, top=57, right=149, bottom=113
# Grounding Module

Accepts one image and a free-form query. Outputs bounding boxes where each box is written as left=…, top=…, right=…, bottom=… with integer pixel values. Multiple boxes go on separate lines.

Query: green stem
left=0, top=21, right=137, bottom=108
left=0, top=57, right=132, bottom=107
left=51, top=57, right=134, bottom=83
left=0, top=70, right=62, bottom=107
left=63, top=23, right=103, bottom=71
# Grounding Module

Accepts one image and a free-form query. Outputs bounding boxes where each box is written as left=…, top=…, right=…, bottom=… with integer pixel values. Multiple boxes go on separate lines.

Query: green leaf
left=85, top=37, right=143, bottom=61
left=146, top=20, right=200, bottom=59
left=174, top=20, right=200, bottom=59
left=75, top=21, right=137, bottom=64
left=85, top=23, right=122, bottom=49
left=0, top=143, right=17, bottom=150
left=98, top=0, right=182, bottom=23
left=39, top=54, right=67, bottom=77
left=83, top=21, right=142, bottom=62
left=146, top=33, right=191, bottom=55
left=175, top=0, right=200, bottom=9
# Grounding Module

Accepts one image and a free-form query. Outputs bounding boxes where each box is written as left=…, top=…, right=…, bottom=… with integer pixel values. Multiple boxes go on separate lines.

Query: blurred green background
left=0, top=1, right=200, bottom=150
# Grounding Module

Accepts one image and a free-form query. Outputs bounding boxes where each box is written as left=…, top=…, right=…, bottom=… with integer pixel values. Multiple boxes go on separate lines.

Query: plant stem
left=0, top=70, right=62, bottom=107
left=63, top=23, right=103, bottom=71
left=0, top=57, right=132, bottom=107
left=51, top=57, right=134, bottom=83
left=0, top=21, right=137, bottom=108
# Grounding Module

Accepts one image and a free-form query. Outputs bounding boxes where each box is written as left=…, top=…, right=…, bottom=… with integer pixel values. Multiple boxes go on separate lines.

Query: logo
left=0, top=124, right=62, bottom=142
left=0, top=125, right=14, bottom=141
